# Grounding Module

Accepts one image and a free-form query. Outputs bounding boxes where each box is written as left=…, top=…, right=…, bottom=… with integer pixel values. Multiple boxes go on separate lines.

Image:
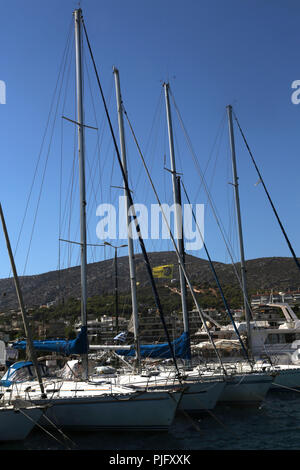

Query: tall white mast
left=163, top=82, right=189, bottom=335
left=74, top=8, right=88, bottom=378
left=113, top=67, right=140, bottom=370
left=227, top=104, right=252, bottom=350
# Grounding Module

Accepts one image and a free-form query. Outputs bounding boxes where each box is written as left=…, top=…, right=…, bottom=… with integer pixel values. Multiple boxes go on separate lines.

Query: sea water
left=2, top=390, right=300, bottom=452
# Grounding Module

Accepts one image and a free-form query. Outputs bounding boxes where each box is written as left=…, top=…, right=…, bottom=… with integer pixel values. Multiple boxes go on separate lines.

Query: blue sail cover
left=0, top=361, right=49, bottom=387
left=116, top=331, right=191, bottom=360
left=12, top=326, right=88, bottom=356
left=0, top=361, right=34, bottom=387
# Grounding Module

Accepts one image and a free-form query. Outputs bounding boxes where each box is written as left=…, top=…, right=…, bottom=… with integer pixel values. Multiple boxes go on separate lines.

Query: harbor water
left=1, top=390, right=300, bottom=452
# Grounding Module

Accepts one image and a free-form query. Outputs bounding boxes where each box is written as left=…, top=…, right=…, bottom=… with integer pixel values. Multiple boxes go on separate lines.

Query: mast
left=0, top=203, right=46, bottom=398
left=113, top=67, right=140, bottom=371
left=74, top=8, right=88, bottom=379
left=226, top=104, right=252, bottom=350
left=176, top=176, right=185, bottom=266
left=163, top=83, right=189, bottom=335
left=114, top=247, right=119, bottom=331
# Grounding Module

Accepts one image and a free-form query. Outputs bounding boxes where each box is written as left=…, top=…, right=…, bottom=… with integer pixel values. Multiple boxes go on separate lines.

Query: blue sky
left=1, top=0, right=300, bottom=280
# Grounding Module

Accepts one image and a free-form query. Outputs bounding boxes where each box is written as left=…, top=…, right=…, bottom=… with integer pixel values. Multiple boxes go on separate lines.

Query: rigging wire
left=180, top=180, right=250, bottom=362
left=58, top=29, right=75, bottom=296
left=59, top=76, right=115, bottom=269
left=83, top=56, right=114, bottom=260
left=58, top=59, right=78, bottom=270
left=60, top=137, right=77, bottom=269
left=9, top=18, right=73, bottom=277
left=169, top=90, right=254, bottom=316
left=23, top=27, right=74, bottom=276
left=232, top=108, right=300, bottom=275
left=126, top=88, right=167, bottom=257
left=133, top=87, right=165, bottom=196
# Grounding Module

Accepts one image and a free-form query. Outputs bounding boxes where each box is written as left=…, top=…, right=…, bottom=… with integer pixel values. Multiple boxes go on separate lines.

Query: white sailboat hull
left=0, top=406, right=43, bottom=441
left=179, top=379, right=225, bottom=413
left=219, top=372, right=273, bottom=405
left=116, top=370, right=225, bottom=413
left=38, top=390, right=181, bottom=431
left=270, top=366, right=300, bottom=391
left=1, top=377, right=182, bottom=432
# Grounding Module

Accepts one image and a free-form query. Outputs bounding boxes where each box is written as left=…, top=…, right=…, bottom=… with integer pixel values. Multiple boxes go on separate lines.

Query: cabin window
left=265, top=333, right=300, bottom=345
left=265, top=334, right=285, bottom=344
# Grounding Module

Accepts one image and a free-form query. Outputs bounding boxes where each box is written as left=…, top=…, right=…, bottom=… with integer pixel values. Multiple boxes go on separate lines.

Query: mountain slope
left=0, top=252, right=300, bottom=311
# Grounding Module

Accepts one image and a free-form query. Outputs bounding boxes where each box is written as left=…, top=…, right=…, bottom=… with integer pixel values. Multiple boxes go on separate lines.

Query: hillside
left=1, top=252, right=300, bottom=312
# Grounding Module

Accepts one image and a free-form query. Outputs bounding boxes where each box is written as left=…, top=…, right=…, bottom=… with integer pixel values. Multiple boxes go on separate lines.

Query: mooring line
left=41, top=412, right=77, bottom=448
left=178, top=409, right=202, bottom=433
left=16, top=407, right=71, bottom=449
left=271, top=383, right=300, bottom=393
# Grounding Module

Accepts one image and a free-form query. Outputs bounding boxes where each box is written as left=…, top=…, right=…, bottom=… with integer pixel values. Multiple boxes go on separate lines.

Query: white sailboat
left=203, top=104, right=275, bottom=404
left=108, top=89, right=276, bottom=410
left=192, top=105, right=300, bottom=397
left=101, top=362, right=226, bottom=413
left=105, top=91, right=275, bottom=412
left=159, top=91, right=274, bottom=407
left=102, top=70, right=226, bottom=414
left=205, top=368, right=274, bottom=405
left=0, top=7, right=183, bottom=432
left=126, top=101, right=276, bottom=407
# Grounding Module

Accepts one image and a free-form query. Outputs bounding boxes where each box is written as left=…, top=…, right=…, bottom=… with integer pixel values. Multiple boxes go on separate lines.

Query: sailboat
left=222, top=105, right=300, bottom=395
left=107, top=71, right=226, bottom=413
left=0, top=8, right=183, bottom=432
left=71, top=69, right=225, bottom=415
left=227, top=107, right=300, bottom=392
left=110, top=86, right=274, bottom=408
left=160, top=90, right=274, bottom=406
left=160, top=82, right=226, bottom=412
left=134, top=93, right=275, bottom=407
left=194, top=104, right=300, bottom=397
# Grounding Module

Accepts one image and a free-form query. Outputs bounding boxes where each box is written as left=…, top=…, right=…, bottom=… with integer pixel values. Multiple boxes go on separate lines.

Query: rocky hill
left=1, top=252, right=300, bottom=311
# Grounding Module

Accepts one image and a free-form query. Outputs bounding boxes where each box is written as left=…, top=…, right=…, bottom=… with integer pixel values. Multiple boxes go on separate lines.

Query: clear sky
left=1, top=0, right=300, bottom=280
